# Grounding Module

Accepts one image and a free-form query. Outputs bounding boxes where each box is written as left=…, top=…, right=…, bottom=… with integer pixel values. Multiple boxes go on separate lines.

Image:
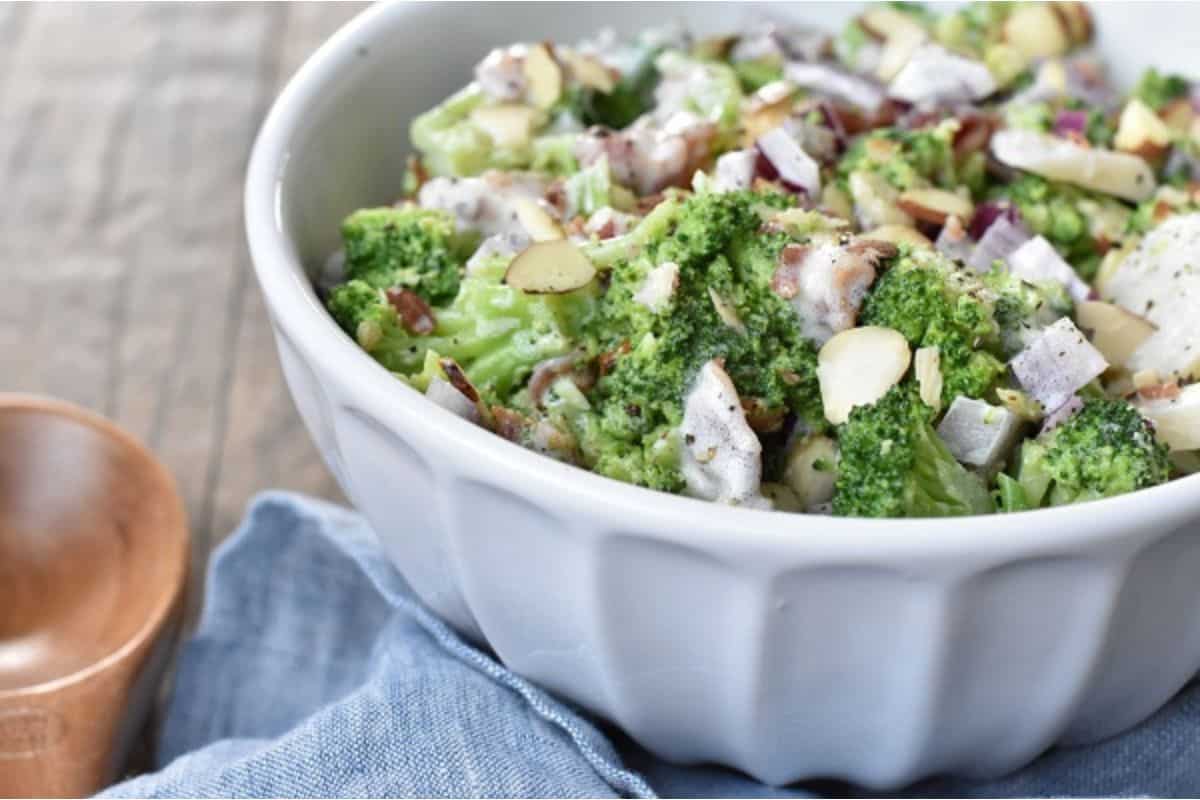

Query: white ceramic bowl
left=246, top=2, right=1200, bottom=788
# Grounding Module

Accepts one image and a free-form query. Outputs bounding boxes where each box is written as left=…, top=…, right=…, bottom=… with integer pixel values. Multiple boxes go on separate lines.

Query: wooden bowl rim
left=0, top=393, right=189, bottom=699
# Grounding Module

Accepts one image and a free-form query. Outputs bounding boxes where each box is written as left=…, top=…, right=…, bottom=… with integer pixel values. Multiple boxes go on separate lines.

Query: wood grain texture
left=0, top=3, right=367, bottom=608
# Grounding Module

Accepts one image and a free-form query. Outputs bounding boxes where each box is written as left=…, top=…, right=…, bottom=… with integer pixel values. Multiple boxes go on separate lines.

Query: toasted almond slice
left=897, top=187, right=975, bottom=226
left=991, top=129, right=1156, bottom=202
left=863, top=224, right=932, bottom=249
left=504, top=239, right=596, bottom=293
left=560, top=49, right=616, bottom=93
left=875, top=26, right=925, bottom=84
left=469, top=104, right=538, bottom=148
left=1132, top=368, right=1162, bottom=391
left=523, top=43, right=563, bottom=109
left=914, top=346, right=943, bottom=411
left=783, top=434, right=838, bottom=510
left=1054, top=1, right=1093, bottom=45
left=1075, top=300, right=1156, bottom=368
left=708, top=287, right=746, bottom=334
left=859, top=6, right=926, bottom=41
left=1003, top=3, right=1070, bottom=60
left=512, top=197, right=564, bottom=242
left=818, top=326, right=912, bottom=424
left=1114, top=99, right=1172, bottom=160
left=1136, top=383, right=1200, bottom=451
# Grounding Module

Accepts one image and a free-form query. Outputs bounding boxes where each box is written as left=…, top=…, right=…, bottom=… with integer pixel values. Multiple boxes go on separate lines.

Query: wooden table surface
left=0, top=3, right=368, bottom=607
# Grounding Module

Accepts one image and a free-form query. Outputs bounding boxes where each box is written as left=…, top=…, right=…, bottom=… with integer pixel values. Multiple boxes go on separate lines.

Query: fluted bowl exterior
left=246, top=2, right=1200, bottom=787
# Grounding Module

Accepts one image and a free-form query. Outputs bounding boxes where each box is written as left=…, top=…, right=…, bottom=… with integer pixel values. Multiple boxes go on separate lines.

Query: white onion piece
left=1006, top=236, right=1091, bottom=302
left=679, top=360, right=769, bottom=508
left=991, top=129, right=1157, bottom=202
left=888, top=45, right=997, bottom=106
left=712, top=149, right=758, bottom=193
left=1011, top=318, right=1109, bottom=413
left=756, top=127, right=822, bottom=197
left=1039, top=395, right=1084, bottom=435
left=426, top=377, right=481, bottom=424
left=784, top=61, right=885, bottom=112
left=967, top=214, right=1031, bottom=272
left=937, top=397, right=1024, bottom=471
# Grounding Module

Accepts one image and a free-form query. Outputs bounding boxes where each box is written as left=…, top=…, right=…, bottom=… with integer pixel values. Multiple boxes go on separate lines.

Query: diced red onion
left=755, top=127, right=821, bottom=198
left=1039, top=395, right=1084, bottom=435
left=1053, top=109, right=1089, bottom=139
left=967, top=211, right=1031, bottom=272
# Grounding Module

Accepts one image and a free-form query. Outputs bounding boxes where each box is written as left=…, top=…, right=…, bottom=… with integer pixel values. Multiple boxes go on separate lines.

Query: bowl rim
left=244, top=0, right=1200, bottom=562
left=0, top=393, right=189, bottom=698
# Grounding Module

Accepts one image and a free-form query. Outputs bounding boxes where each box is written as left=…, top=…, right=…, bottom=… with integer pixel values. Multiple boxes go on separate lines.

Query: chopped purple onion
left=755, top=127, right=822, bottom=198
left=967, top=212, right=1031, bottom=272
left=1053, top=109, right=1089, bottom=138
left=967, top=202, right=1017, bottom=240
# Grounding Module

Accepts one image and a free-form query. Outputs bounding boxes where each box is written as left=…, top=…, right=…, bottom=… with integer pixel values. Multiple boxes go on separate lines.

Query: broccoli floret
left=833, top=384, right=994, bottom=518
left=991, top=174, right=1131, bottom=280
left=565, top=46, right=661, bottom=130
left=341, top=206, right=473, bottom=306
left=577, top=189, right=824, bottom=491
left=1007, top=397, right=1170, bottom=508
left=860, top=249, right=1006, bottom=405
left=1133, top=68, right=1190, bottom=112
left=327, top=262, right=596, bottom=405
left=982, top=266, right=1074, bottom=356
left=732, top=59, right=784, bottom=93
left=837, top=122, right=986, bottom=197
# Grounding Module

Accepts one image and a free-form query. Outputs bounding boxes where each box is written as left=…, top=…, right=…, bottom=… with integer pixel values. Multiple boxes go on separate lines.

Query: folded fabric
left=102, top=493, right=1200, bottom=798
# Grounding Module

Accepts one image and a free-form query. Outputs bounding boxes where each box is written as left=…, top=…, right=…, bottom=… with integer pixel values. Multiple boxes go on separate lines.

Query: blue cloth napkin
left=103, top=492, right=1200, bottom=798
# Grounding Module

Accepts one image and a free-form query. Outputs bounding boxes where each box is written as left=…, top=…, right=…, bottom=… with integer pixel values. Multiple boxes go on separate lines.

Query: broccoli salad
left=322, top=2, right=1200, bottom=518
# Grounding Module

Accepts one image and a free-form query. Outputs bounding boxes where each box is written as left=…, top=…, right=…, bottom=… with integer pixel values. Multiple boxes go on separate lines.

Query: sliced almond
left=859, top=6, right=926, bottom=41
left=783, top=434, right=838, bottom=510
left=512, top=197, right=564, bottom=242
left=469, top=104, right=538, bottom=148
left=875, top=26, right=926, bottom=84
left=560, top=49, right=616, bottom=94
left=862, top=224, right=932, bottom=249
left=523, top=43, right=563, bottom=109
left=1075, top=300, right=1156, bottom=368
left=1132, top=368, right=1162, bottom=391
left=504, top=239, right=596, bottom=293
left=990, top=129, right=1157, bottom=202
left=1136, top=382, right=1200, bottom=451
left=1114, top=98, right=1172, bottom=161
left=897, top=187, right=975, bottom=226
left=1003, top=3, right=1070, bottom=60
left=708, top=287, right=746, bottom=334
left=818, top=326, right=912, bottom=424
left=914, top=346, right=943, bottom=411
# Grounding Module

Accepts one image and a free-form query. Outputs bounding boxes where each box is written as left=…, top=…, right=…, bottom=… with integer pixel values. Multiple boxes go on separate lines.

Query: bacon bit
left=491, top=406, right=529, bottom=442
left=953, top=114, right=999, bottom=157
left=387, top=288, right=436, bottom=335
left=528, top=351, right=597, bottom=408
left=598, top=340, right=631, bottom=377
left=740, top=397, right=786, bottom=433
left=439, top=358, right=480, bottom=403
left=543, top=179, right=568, bottom=217
left=1064, top=130, right=1090, bottom=148
left=1094, top=234, right=1112, bottom=255
left=845, top=239, right=899, bottom=262
left=1153, top=200, right=1174, bottom=223
left=404, top=155, right=429, bottom=198
left=771, top=243, right=809, bottom=300
left=1138, top=381, right=1182, bottom=401
left=779, top=369, right=802, bottom=386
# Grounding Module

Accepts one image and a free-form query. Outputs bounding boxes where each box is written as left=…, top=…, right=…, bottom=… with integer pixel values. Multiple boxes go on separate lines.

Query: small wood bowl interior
left=0, top=395, right=188, bottom=798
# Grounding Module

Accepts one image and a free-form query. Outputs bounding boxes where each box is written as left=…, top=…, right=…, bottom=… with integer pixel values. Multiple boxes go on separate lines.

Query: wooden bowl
left=0, top=395, right=188, bottom=798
